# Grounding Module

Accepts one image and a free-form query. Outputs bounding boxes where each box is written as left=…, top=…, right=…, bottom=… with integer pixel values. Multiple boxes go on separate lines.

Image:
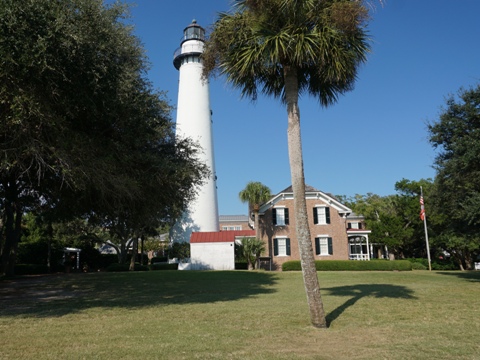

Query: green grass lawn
left=1, top=270, right=479, bottom=359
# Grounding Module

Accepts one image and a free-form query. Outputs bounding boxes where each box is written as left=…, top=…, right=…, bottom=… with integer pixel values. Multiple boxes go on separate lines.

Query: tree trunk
left=129, top=237, right=138, bottom=271
left=47, top=220, right=53, bottom=272
left=284, top=65, right=327, bottom=328
left=1, top=180, right=22, bottom=277
left=253, top=206, right=260, bottom=240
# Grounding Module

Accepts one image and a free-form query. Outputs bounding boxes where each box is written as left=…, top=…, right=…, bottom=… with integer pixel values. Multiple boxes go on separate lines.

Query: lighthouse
left=170, top=20, right=219, bottom=244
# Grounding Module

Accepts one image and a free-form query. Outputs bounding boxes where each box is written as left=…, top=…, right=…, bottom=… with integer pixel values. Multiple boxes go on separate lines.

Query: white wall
left=190, top=242, right=235, bottom=270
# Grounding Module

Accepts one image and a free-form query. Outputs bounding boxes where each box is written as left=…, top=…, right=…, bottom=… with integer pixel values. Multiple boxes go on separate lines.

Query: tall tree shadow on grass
left=0, top=271, right=278, bottom=318
left=436, top=271, right=480, bottom=283
left=323, top=284, right=416, bottom=327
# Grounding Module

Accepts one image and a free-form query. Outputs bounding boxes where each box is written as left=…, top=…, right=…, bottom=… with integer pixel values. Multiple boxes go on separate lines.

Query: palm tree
left=239, top=181, right=272, bottom=240
left=203, top=0, right=371, bottom=328
left=239, top=236, right=266, bottom=270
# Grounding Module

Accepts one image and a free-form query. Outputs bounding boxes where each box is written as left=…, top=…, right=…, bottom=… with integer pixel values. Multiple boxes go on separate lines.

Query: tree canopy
left=427, top=84, right=480, bottom=269
left=0, top=0, right=207, bottom=275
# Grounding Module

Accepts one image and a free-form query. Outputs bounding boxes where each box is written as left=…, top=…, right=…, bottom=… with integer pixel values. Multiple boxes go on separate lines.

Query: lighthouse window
left=181, top=56, right=201, bottom=66
left=185, top=27, right=204, bottom=41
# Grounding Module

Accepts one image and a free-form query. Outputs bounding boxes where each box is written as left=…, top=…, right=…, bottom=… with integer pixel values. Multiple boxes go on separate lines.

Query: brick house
left=219, top=215, right=250, bottom=231
left=185, top=184, right=379, bottom=271
left=256, top=185, right=372, bottom=270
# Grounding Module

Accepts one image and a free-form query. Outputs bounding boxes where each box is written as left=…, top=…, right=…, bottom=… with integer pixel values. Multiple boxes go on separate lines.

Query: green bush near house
left=149, top=263, right=178, bottom=271
left=150, top=256, right=168, bottom=264
left=406, top=257, right=458, bottom=270
left=282, top=260, right=412, bottom=271
left=411, top=262, right=427, bottom=270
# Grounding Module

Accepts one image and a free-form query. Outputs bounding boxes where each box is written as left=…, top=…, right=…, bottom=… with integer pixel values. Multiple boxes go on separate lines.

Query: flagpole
left=420, top=186, right=432, bottom=271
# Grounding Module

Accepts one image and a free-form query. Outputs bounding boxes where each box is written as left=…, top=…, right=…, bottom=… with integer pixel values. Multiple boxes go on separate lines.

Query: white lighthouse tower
left=170, top=20, right=219, bottom=244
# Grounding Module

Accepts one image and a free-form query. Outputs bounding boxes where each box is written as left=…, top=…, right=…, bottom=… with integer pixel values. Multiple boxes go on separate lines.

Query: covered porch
left=347, top=229, right=387, bottom=261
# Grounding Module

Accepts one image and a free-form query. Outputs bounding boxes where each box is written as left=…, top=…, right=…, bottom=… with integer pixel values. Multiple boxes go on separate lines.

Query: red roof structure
left=190, top=230, right=255, bottom=243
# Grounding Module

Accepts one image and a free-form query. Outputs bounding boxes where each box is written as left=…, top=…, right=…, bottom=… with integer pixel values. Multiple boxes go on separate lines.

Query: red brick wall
left=219, top=221, right=251, bottom=231
left=259, top=197, right=349, bottom=270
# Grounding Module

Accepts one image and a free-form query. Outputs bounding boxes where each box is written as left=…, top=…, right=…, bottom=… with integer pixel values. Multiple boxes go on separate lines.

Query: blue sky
left=123, top=0, right=479, bottom=215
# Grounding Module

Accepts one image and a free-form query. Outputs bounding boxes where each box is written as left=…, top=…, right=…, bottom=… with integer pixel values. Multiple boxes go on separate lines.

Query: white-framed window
left=274, top=237, right=291, bottom=256
left=221, top=226, right=242, bottom=230
left=272, top=207, right=289, bottom=226
left=315, top=236, right=333, bottom=256
left=313, top=206, right=330, bottom=225
left=347, top=222, right=362, bottom=229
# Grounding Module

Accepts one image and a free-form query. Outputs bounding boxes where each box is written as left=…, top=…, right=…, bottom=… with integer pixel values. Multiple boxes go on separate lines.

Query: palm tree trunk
left=284, top=65, right=327, bottom=328
left=253, top=206, right=260, bottom=240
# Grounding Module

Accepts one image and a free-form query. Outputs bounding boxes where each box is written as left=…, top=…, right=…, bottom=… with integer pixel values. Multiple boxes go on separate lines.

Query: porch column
left=365, top=235, right=370, bottom=260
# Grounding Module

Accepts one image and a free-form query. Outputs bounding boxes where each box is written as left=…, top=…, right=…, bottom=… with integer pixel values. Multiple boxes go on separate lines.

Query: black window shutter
left=285, top=208, right=289, bottom=225
left=347, top=222, right=351, bottom=229
left=274, top=239, right=278, bottom=256
left=359, top=222, right=363, bottom=229
left=328, top=237, right=333, bottom=255
left=326, top=207, right=331, bottom=224
left=313, top=208, right=318, bottom=224
left=286, top=238, right=291, bottom=255
left=272, top=209, right=277, bottom=225
left=315, top=238, right=320, bottom=255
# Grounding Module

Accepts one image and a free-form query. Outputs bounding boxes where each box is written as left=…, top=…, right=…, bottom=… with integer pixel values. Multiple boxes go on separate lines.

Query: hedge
left=105, top=263, right=150, bottom=272
left=149, top=263, right=178, bottom=271
left=235, top=262, right=248, bottom=270
left=405, top=257, right=458, bottom=270
left=14, top=264, right=50, bottom=275
left=282, top=260, right=412, bottom=271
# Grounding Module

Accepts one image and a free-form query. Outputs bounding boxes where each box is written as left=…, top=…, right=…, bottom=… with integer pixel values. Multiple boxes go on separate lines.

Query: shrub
left=406, top=257, right=458, bottom=270
left=411, top=262, right=427, bottom=270
left=169, top=242, right=190, bottom=261
left=235, top=262, right=248, bottom=270
left=105, top=263, right=150, bottom=272
left=431, top=258, right=458, bottom=270
left=150, top=263, right=178, bottom=270
left=97, top=254, right=119, bottom=269
left=134, top=264, right=150, bottom=271
left=151, top=256, right=168, bottom=264
left=14, top=264, right=50, bottom=275
left=282, top=260, right=412, bottom=271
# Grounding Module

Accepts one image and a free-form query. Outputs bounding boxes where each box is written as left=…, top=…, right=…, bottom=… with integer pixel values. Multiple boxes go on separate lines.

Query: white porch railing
left=349, top=254, right=369, bottom=261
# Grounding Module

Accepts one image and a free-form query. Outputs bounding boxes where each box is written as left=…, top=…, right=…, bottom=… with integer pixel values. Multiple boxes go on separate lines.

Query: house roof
left=259, top=184, right=352, bottom=215
left=219, top=215, right=249, bottom=222
left=278, top=184, right=320, bottom=194
left=190, top=230, right=255, bottom=243
left=346, top=212, right=364, bottom=220
left=277, top=184, right=340, bottom=200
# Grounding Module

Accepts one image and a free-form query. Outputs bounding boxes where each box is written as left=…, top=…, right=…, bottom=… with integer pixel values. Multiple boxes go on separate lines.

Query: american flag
left=420, top=195, right=425, bottom=221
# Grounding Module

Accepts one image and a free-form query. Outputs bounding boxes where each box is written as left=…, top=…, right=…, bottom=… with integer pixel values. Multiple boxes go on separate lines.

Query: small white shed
left=188, top=230, right=255, bottom=270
